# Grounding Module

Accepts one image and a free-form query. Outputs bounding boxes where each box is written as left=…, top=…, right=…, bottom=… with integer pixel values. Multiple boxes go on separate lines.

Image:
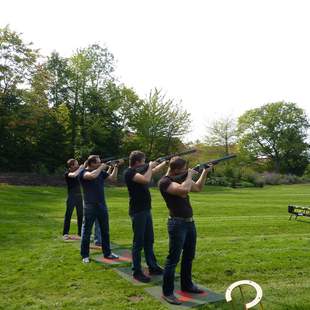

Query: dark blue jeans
left=162, top=218, right=196, bottom=296
left=131, top=209, right=158, bottom=274
left=80, top=203, right=111, bottom=258
left=94, top=219, right=102, bottom=245
left=63, top=192, right=83, bottom=236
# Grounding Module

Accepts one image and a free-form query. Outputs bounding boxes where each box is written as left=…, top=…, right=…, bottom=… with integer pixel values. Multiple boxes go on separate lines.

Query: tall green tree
left=0, top=26, right=38, bottom=170
left=126, top=89, right=191, bottom=158
left=0, top=25, right=38, bottom=96
left=66, top=45, right=116, bottom=155
left=46, top=52, right=70, bottom=107
left=237, top=102, right=309, bottom=175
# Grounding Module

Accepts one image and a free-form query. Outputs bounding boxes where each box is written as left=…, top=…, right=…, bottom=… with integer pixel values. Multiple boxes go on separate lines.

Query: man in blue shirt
left=80, top=155, right=119, bottom=263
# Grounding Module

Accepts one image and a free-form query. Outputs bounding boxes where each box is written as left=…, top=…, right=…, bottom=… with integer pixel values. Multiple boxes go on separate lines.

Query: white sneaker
left=63, top=234, right=69, bottom=240
left=82, top=257, right=90, bottom=264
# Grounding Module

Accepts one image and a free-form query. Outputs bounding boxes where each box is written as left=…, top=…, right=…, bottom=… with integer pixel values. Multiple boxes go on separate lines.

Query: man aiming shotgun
left=63, top=159, right=85, bottom=240
left=79, top=155, right=121, bottom=263
left=93, top=158, right=125, bottom=246
left=158, top=155, right=238, bottom=305
left=124, top=150, right=168, bottom=283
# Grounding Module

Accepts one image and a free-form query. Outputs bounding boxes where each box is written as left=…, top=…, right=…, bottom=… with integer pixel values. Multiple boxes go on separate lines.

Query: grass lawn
left=1, top=183, right=310, bottom=309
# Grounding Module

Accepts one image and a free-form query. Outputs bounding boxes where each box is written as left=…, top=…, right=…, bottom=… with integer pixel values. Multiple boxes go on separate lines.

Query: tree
left=237, top=102, right=309, bottom=175
left=205, top=116, right=237, bottom=155
left=65, top=45, right=116, bottom=155
left=126, top=89, right=191, bottom=158
left=0, top=25, right=38, bottom=96
left=46, top=52, right=70, bottom=107
left=0, top=26, right=39, bottom=171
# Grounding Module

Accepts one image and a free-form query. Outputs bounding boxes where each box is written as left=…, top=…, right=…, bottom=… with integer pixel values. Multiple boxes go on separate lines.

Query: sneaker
left=104, top=253, right=119, bottom=259
left=82, top=257, right=90, bottom=264
left=133, top=272, right=151, bottom=283
left=149, top=266, right=164, bottom=275
left=63, top=234, right=69, bottom=240
left=181, top=285, right=204, bottom=294
left=162, top=294, right=182, bottom=305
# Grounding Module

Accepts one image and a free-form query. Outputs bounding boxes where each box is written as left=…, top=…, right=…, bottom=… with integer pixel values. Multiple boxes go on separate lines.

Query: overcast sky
left=1, top=0, right=310, bottom=141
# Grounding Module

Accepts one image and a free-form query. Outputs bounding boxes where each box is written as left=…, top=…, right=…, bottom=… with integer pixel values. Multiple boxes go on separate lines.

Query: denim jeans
left=80, top=203, right=111, bottom=258
left=94, top=219, right=102, bottom=245
left=63, top=192, right=83, bottom=236
left=162, top=218, right=196, bottom=296
left=131, top=209, right=158, bottom=274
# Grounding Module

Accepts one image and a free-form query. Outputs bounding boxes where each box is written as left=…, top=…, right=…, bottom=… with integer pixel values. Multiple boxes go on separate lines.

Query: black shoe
left=104, top=253, right=119, bottom=259
left=149, top=266, right=163, bottom=275
left=162, top=294, right=182, bottom=305
left=133, top=272, right=151, bottom=283
left=181, top=285, right=204, bottom=294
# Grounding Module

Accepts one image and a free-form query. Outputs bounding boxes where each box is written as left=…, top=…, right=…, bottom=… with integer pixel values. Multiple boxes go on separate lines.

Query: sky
left=1, top=0, right=310, bottom=141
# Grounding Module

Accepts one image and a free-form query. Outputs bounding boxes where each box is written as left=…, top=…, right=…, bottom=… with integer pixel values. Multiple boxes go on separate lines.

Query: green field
left=1, top=184, right=310, bottom=309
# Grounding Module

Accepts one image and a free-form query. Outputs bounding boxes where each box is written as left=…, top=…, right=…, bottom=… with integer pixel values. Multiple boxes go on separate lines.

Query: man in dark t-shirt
left=79, top=155, right=120, bottom=263
left=158, top=156, right=212, bottom=305
left=63, top=159, right=84, bottom=239
left=124, top=150, right=167, bottom=283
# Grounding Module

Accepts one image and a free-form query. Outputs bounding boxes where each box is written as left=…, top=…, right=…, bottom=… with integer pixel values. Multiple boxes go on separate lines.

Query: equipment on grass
left=288, top=205, right=310, bottom=220
left=225, top=280, right=263, bottom=310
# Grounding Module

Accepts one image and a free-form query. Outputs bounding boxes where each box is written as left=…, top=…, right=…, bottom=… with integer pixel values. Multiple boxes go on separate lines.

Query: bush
left=206, top=176, right=231, bottom=187
left=260, top=172, right=305, bottom=185
left=53, top=166, right=66, bottom=177
left=238, top=181, right=255, bottom=188
left=35, top=163, right=50, bottom=176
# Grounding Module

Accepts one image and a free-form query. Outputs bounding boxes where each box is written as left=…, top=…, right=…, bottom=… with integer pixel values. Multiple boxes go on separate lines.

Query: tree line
left=1, top=25, right=309, bottom=179
left=0, top=26, right=190, bottom=173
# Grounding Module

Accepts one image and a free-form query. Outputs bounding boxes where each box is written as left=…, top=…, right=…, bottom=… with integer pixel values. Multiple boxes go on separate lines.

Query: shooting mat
left=144, top=283, right=225, bottom=309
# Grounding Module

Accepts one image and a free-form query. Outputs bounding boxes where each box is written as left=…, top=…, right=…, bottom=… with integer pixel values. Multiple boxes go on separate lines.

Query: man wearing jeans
left=63, top=159, right=84, bottom=240
left=158, top=156, right=212, bottom=305
left=93, top=165, right=114, bottom=246
left=124, top=150, right=167, bottom=283
left=80, top=155, right=119, bottom=263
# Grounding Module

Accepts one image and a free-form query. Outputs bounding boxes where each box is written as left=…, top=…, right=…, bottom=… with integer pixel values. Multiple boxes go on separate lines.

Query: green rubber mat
left=115, top=266, right=164, bottom=286
left=144, top=283, right=225, bottom=309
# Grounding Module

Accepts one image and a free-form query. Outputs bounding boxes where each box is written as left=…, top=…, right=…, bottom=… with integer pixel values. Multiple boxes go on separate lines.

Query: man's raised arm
left=83, top=164, right=107, bottom=180
left=68, top=165, right=84, bottom=178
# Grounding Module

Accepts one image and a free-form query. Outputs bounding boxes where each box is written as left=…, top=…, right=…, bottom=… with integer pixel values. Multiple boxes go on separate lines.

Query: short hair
left=86, top=155, right=100, bottom=166
left=67, top=158, right=77, bottom=168
left=169, top=156, right=187, bottom=171
left=129, top=150, right=145, bottom=166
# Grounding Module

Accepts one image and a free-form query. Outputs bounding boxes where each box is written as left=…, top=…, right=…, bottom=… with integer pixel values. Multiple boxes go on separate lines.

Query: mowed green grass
left=1, top=184, right=310, bottom=309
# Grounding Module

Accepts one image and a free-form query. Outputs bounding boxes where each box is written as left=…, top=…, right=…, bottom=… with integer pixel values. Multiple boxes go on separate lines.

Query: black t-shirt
left=124, top=167, right=151, bottom=215
left=65, top=171, right=82, bottom=195
left=158, top=176, right=193, bottom=218
left=79, top=169, right=109, bottom=205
